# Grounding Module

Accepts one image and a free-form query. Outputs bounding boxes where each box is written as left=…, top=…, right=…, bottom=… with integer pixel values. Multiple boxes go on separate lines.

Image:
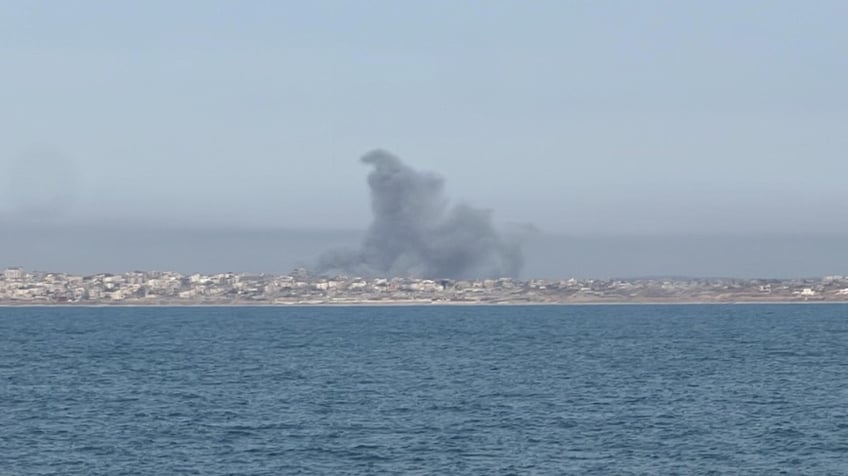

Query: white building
left=4, top=267, right=24, bottom=281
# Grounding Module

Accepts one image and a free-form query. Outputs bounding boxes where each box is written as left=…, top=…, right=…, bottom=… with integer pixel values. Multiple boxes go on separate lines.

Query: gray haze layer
left=2, top=223, right=847, bottom=279
left=318, top=150, right=522, bottom=279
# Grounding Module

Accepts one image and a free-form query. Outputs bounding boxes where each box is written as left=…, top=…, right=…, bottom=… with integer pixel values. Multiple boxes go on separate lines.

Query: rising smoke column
left=318, top=149, right=523, bottom=279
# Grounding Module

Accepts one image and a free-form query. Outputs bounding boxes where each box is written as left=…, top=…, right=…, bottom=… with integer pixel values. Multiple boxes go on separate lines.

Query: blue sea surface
left=1, top=305, right=847, bottom=475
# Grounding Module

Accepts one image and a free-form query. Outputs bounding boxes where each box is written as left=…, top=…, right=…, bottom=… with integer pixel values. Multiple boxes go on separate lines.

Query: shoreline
left=1, top=299, right=847, bottom=308
left=5, top=269, right=847, bottom=309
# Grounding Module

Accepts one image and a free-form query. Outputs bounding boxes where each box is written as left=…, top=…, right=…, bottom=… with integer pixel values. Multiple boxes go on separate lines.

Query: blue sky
left=2, top=1, right=846, bottom=234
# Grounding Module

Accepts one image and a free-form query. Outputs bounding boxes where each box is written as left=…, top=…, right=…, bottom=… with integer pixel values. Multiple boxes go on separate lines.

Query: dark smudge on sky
left=3, top=147, right=79, bottom=221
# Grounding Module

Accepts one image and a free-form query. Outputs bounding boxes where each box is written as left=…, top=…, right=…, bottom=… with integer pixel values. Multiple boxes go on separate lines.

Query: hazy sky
left=2, top=1, right=846, bottom=234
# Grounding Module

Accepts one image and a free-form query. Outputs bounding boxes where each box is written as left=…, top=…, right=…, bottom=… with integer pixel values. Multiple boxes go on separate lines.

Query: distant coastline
left=2, top=267, right=848, bottom=306
left=2, top=301, right=848, bottom=308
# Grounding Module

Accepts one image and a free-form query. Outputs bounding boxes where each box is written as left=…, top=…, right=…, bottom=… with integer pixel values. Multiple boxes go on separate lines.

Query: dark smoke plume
left=318, top=150, right=523, bottom=279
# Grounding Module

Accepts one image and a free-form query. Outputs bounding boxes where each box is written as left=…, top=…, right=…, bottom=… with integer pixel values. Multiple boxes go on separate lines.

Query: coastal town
left=2, top=266, right=848, bottom=305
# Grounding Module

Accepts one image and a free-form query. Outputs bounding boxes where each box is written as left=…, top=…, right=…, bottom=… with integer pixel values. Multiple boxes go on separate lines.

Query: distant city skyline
left=2, top=1, right=847, bottom=236
left=3, top=265, right=848, bottom=305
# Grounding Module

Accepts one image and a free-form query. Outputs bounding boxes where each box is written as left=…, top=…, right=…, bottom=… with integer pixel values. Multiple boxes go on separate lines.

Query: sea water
left=2, top=305, right=847, bottom=474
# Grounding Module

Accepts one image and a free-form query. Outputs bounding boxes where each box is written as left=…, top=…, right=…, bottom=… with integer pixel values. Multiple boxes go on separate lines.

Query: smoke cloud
left=318, top=149, right=523, bottom=279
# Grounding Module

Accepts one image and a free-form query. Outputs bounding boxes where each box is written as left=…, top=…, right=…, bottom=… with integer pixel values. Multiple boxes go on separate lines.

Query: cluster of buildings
left=2, top=267, right=848, bottom=305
